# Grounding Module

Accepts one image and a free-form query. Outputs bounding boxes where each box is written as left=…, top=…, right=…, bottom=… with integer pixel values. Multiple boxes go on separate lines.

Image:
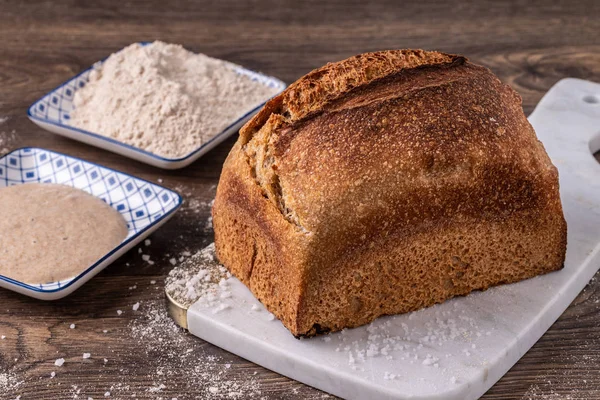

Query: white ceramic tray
left=180, top=78, right=600, bottom=399
left=27, top=43, right=286, bottom=170
left=0, top=147, right=182, bottom=300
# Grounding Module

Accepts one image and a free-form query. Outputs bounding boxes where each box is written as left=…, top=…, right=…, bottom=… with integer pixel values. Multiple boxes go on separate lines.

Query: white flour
left=128, top=295, right=265, bottom=399
left=165, top=243, right=230, bottom=308
left=0, top=372, right=22, bottom=393
left=70, top=41, right=280, bottom=158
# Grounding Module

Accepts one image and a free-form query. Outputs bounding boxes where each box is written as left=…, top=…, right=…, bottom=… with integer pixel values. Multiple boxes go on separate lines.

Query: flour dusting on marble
left=165, top=243, right=232, bottom=309
left=168, top=244, right=501, bottom=388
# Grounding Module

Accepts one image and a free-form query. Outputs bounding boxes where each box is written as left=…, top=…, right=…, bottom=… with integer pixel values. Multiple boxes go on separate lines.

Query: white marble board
left=186, top=78, right=600, bottom=400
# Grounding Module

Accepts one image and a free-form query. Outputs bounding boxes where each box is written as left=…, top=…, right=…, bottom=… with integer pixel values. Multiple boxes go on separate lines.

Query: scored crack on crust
left=241, top=49, right=465, bottom=229
left=281, top=50, right=463, bottom=121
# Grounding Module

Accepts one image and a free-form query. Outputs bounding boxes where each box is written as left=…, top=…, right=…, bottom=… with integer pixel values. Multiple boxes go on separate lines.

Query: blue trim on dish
left=0, top=147, right=183, bottom=293
left=26, top=43, right=286, bottom=164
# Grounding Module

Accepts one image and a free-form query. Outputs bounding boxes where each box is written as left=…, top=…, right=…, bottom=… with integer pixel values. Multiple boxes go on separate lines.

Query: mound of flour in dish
left=70, top=41, right=280, bottom=158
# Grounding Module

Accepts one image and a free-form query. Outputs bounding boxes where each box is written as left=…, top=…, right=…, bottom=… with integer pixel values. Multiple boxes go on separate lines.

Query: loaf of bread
left=212, top=50, right=567, bottom=337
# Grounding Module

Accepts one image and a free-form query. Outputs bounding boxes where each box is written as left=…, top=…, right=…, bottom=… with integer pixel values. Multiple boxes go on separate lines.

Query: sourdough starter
left=0, top=183, right=127, bottom=284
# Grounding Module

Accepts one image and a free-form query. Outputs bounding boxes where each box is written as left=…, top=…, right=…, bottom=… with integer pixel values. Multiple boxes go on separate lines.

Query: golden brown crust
left=239, top=50, right=464, bottom=143
left=280, top=50, right=463, bottom=122
left=213, top=49, right=567, bottom=337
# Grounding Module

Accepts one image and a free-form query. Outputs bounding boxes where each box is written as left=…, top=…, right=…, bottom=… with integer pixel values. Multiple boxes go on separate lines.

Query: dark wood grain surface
left=0, top=1, right=599, bottom=399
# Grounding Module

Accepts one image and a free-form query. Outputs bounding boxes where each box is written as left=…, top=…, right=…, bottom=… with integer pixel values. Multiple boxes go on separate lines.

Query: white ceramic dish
left=0, top=147, right=182, bottom=300
left=27, top=44, right=286, bottom=169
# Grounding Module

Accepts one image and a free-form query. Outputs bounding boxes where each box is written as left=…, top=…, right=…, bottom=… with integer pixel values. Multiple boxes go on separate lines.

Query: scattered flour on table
left=0, top=128, right=17, bottom=155
left=172, top=184, right=216, bottom=217
left=128, top=296, right=264, bottom=399
left=0, top=372, right=22, bottom=392
left=69, top=41, right=281, bottom=158
left=520, top=351, right=599, bottom=399
left=2, top=232, right=328, bottom=399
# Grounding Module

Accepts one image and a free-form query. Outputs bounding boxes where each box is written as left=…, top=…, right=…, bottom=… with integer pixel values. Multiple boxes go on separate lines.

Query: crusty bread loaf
left=212, top=50, right=567, bottom=337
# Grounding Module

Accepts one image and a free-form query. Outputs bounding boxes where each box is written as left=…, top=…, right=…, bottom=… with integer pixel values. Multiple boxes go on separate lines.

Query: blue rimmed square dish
left=0, top=147, right=182, bottom=300
left=27, top=43, right=286, bottom=169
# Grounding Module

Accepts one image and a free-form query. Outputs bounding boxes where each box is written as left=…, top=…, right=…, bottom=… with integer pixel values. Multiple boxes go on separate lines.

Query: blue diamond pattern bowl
left=27, top=43, right=286, bottom=169
left=0, top=147, right=182, bottom=300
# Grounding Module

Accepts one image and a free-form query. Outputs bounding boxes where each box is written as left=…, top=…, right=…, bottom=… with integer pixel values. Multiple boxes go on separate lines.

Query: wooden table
left=1, top=1, right=599, bottom=398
